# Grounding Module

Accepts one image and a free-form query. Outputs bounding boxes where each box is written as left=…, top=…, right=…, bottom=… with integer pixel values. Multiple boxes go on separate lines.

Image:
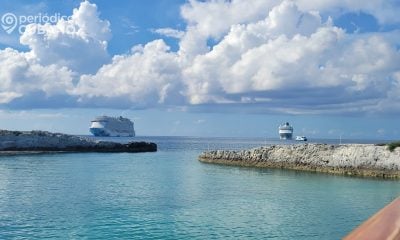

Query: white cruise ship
left=279, top=122, right=293, bottom=140
left=90, top=116, right=135, bottom=137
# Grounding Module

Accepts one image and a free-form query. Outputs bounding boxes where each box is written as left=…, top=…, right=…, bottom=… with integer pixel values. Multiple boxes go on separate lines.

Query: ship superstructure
left=90, top=116, right=135, bottom=137
left=279, top=122, right=293, bottom=140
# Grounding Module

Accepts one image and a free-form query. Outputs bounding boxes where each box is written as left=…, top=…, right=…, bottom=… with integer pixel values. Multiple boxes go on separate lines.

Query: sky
left=0, top=0, right=399, bottom=139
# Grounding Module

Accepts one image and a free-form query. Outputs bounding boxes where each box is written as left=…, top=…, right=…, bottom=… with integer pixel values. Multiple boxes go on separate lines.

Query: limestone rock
left=199, top=144, right=400, bottom=178
left=0, top=130, right=157, bottom=154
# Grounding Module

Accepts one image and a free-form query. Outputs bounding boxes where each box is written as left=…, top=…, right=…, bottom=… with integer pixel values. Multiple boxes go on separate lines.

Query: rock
left=0, top=130, right=157, bottom=154
left=198, top=144, right=400, bottom=178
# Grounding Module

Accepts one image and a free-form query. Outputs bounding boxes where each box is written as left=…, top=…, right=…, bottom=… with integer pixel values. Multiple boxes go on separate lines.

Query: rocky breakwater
left=0, top=130, right=157, bottom=155
left=199, top=144, right=400, bottom=178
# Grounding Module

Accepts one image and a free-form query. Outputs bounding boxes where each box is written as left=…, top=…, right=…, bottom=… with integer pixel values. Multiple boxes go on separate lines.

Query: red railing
left=344, top=198, right=400, bottom=240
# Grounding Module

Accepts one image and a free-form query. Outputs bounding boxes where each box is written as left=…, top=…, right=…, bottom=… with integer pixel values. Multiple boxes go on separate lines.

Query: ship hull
left=90, top=128, right=110, bottom=137
left=90, top=128, right=134, bottom=137
left=279, top=133, right=293, bottom=140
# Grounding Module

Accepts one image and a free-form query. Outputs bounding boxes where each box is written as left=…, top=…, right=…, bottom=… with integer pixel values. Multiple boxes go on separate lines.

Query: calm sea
left=0, top=136, right=398, bottom=239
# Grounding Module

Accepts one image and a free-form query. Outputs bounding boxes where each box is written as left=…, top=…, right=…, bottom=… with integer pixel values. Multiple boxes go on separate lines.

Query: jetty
left=199, top=144, right=400, bottom=178
left=0, top=130, right=157, bottom=155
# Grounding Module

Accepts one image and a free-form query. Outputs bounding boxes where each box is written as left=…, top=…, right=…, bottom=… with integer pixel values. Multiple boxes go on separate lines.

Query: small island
left=0, top=130, right=157, bottom=155
left=199, top=143, right=400, bottom=178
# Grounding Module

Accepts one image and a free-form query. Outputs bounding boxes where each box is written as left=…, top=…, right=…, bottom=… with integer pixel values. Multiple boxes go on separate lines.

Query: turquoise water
left=0, top=137, right=398, bottom=239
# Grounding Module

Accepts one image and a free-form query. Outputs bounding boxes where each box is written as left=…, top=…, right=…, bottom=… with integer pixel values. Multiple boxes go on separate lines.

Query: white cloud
left=181, top=0, right=280, bottom=39
left=182, top=1, right=341, bottom=103
left=0, top=1, right=108, bottom=106
left=179, top=0, right=400, bottom=114
left=295, top=0, right=400, bottom=25
left=179, top=0, right=280, bottom=57
left=74, top=40, right=184, bottom=107
left=152, top=28, right=185, bottom=39
left=0, top=48, right=74, bottom=104
left=0, top=0, right=399, bottom=115
left=19, top=1, right=111, bottom=74
left=0, top=92, right=22, bottom=104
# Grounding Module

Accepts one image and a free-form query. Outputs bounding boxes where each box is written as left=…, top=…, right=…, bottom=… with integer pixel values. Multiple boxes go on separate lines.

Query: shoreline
left=199, top=144, right=400, bottom=178
left=199, top=157, right=400, bottom=178
left=0, top=130, right=157, bottom=155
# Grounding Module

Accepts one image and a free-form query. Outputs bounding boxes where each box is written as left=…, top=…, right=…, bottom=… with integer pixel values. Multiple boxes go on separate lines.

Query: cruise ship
left=90, top=116, right=135, bottom=137
left=279, top=122, right=293, bottom=140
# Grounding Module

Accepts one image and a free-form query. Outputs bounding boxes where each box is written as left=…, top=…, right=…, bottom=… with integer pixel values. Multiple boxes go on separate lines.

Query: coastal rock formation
left=0, top=130, right=157, bottom=154
left=199, top=144, right=400, bottom=178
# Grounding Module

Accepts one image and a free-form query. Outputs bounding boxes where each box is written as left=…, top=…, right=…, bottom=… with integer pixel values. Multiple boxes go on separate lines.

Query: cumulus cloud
left=0, top=1, right=109, bottom=105
left=181, top=1, right=400, bottom=113
left=74, top=40, right=184, bottom=107
left=179, top=0, right=280, bottom=57
left=183, top=1, right=330, bottom=103
left=0, top=0, right=399, bottom=115
left=20, top=1, right=111, bottom=74
left=180, top=0, right=400, bottom=114
left=0, top=48, right=74, bottom=104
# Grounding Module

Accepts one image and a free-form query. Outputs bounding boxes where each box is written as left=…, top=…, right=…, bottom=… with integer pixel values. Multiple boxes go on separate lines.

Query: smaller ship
left=90, top=116, right=135, bottom=137
left=279, top=122, right=293, bottom=140
left=295, top=136, right=307, bottom=141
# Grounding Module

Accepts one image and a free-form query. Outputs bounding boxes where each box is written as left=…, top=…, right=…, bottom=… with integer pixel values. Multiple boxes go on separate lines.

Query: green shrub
left=375, top=143, right=386, bottom=146
left=387, top=141, right=400, bottom=152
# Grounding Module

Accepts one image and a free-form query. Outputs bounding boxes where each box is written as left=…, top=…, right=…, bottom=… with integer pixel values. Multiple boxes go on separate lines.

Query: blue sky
left=0, top=0, right=399, bottom=139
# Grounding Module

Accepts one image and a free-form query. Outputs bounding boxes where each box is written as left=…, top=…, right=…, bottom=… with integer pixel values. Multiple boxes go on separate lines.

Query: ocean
left=0, top=136, right=398, bottom=239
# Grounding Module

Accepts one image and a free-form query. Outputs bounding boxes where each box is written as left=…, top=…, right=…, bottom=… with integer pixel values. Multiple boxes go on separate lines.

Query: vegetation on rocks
left=388, top=141, right=400, bottom=152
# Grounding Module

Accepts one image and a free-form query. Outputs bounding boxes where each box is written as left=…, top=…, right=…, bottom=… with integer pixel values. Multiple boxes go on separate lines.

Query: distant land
left=0, top=130, right=157, bottom=155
